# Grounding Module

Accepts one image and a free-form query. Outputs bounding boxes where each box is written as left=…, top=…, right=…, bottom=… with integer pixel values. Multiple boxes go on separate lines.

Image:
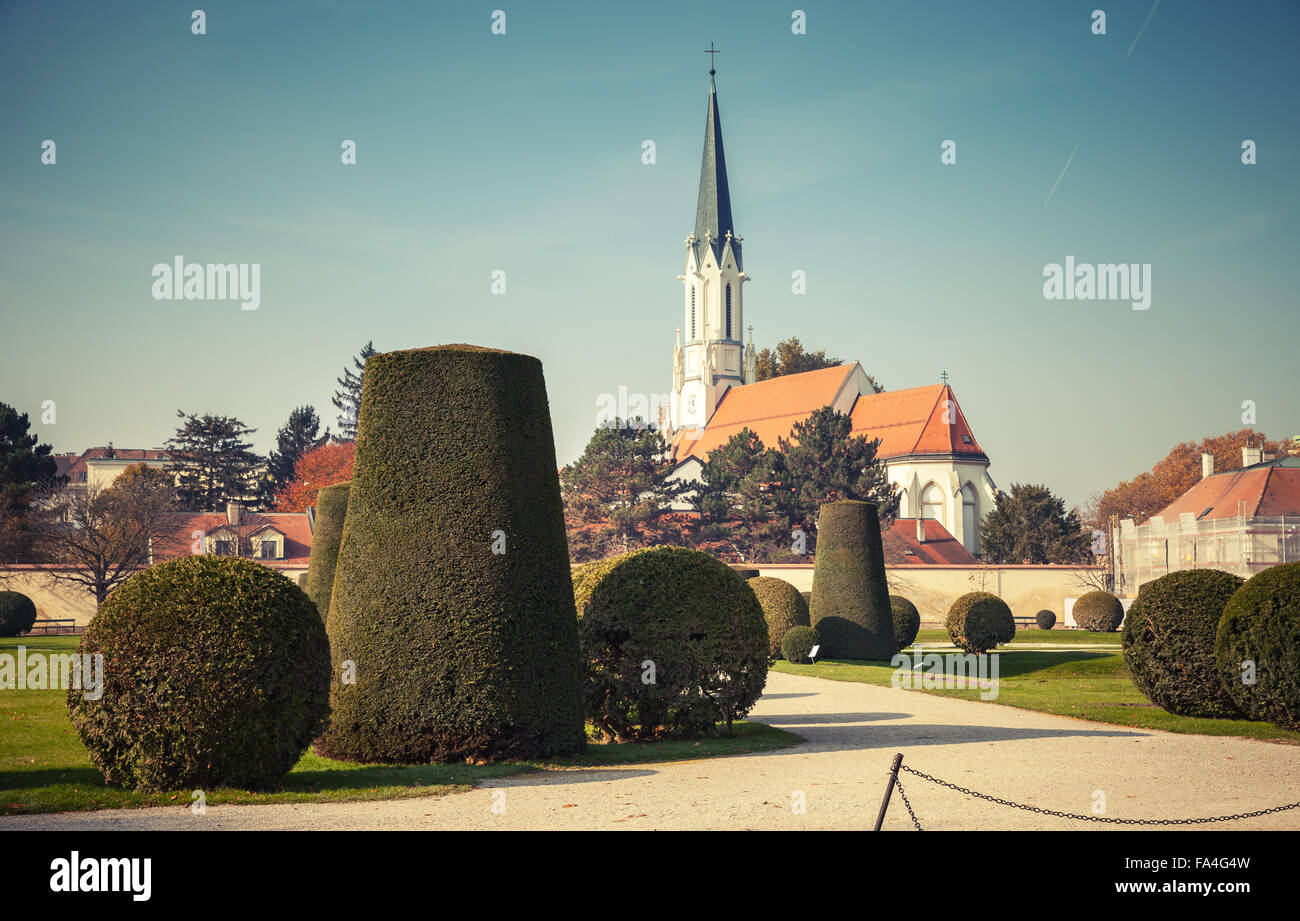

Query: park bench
left=26, top=618, right=83, bottom=636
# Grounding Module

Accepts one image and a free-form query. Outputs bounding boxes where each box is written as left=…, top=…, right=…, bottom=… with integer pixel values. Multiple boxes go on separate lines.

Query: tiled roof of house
left=886, top=518, right=978, bottom=564
left=1149, top=456, right=1300, bottom=523
left=155, top=511, right=312, bottom=568
left=672, top=366, right=987, bottom=465
left=57, top=447, right=170, bottom=481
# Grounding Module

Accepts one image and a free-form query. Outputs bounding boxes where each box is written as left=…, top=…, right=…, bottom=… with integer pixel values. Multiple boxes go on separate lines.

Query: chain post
left=873, top=752, right=904, bottom=831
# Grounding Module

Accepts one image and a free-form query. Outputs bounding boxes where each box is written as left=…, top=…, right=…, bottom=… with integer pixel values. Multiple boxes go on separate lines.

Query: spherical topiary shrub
left=579, top=546, right=768, bottom=740
left=890, top=595, right=921, bottom=650
left=0, top=591, right=38, bottom=636
left=809, top=500, right=895, bottom=659
left=748, top=576, right=811, bottom=658
left=322, top=345, right=585, bottom=763
left=304, top=480, right=349, bottom=624
left=1035, top=609, right=1056, bottom=630
left=1215, top=561, right=1300, bottom=729
left=946, top=592, right=1015, bottom=654
left=66, top=556, right=330, bottom=791
left=1122, top=569, right=1243, bottom=718
left=572, top=555, right=628, bottom=620
left=781, top=626, right=821, bottom=665
left=1073, top=591, right=1124, bottom=631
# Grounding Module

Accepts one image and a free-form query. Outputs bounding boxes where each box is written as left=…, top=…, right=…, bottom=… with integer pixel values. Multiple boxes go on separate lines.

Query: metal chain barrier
left=893, top=777, right=923, bottom=830
left=898, top=763, right=1300, bottom=827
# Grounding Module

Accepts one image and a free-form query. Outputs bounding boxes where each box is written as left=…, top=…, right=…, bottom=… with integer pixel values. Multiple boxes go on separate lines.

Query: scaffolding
left=1114, top=514, right=1300, bottom=595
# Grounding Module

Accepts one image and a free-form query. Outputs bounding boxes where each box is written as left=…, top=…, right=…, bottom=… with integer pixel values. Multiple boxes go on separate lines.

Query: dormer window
left=212, top=539, right=235, bottom=556
left=260, top=541, right=279, bottom=560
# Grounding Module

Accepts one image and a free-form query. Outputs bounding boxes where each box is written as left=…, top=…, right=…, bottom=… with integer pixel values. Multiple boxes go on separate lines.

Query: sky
left=1, top=0, right=1297, bottom=509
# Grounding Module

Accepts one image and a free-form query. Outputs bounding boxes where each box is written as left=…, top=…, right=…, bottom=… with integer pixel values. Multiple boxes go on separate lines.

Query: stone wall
left=746, top=563, right=1106, bottom=624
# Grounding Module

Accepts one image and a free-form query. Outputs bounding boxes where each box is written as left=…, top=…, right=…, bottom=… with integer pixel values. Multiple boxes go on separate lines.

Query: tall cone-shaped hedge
left=304, top=480, right=350, bottom=623
left=321, top=345, right=585, bottom=763
left=809, top=500, right=895, bottom=659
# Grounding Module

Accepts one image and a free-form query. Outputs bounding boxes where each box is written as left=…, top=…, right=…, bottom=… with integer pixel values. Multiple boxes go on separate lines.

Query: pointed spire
left=694, top=69, right=740, bottom=271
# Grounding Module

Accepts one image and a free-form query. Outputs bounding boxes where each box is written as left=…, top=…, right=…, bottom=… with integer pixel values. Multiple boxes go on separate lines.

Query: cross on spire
left=704, top=41, right=721, bottom=75
left=940, top=370, right=950, bottom=385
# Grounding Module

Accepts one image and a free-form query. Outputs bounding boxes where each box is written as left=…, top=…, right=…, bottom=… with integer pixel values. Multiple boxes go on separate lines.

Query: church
left=664, top=63, right=999, bottom=555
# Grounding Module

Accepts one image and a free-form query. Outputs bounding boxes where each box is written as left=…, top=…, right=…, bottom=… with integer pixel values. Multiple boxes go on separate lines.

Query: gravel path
left=6, top=671, right=1298, bottom=830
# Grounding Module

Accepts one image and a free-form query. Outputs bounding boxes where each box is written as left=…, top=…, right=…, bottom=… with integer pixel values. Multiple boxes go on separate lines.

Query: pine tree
left=561, top=421, right=687, bottom=561
left=165, top=411, right=262, bottom=511
left=980, top=483, right=1091, bottom=564
left=778, top=406, right=898, bottom=550
left=264, top=406, right=329, bottom=504
left=0, top=402, right=62, bottom=562
left=331, top=341, right=376, bottom=439
left=694, top=428, right=794, bottom=561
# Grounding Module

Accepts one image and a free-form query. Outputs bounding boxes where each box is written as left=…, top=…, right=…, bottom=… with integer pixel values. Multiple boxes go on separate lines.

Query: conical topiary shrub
left=304, top=480, right=350, bottom=623
left=320, top=345, right=585, bottom=763
left=809, top=500, right=895, bottom=659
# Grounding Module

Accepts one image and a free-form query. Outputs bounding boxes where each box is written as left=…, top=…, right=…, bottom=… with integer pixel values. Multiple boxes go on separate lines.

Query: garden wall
left=748, top=563, right=1106, bottom=625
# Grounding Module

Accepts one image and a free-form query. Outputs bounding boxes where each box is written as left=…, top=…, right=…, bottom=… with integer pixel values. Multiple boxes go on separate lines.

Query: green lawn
left=914, top=627, right=1121, bottom=646
left=0, top=636, right=799, bottom=816
left=775, top=643, right=1300, bottom=743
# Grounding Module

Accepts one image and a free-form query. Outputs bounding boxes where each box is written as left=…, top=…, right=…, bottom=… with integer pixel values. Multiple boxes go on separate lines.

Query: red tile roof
left=849, top=383, right=985, bottom=458
left=1149, top=457, right=1300, bottom=523
left=155, top=511, right=313, bottom=568
left=886, top=518, right=978, bottom=564
left=672, top=366, right=986, bottom=464
left=56, top=447, right=170, bottom=481
left=672, top=365, right=857, bottom=461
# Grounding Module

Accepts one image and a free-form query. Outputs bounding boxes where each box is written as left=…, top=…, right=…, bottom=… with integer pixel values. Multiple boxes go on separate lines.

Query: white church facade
left=664, top=65, right=999, bottom=555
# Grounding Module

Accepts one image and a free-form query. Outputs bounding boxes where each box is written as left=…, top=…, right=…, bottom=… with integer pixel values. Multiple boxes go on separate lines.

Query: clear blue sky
left=1, top=0, right=1297, bottom=508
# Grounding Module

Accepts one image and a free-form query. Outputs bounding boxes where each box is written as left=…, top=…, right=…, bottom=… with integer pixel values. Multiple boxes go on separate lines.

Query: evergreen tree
left=694, top=428, right=795, bottom=561
left=264, top=406, right=329, bottom=504
left=980, top=483, right=1091, bottom=564
left=331, top=341, right=376, bottom=439
left=778, top=406, right=898, bottom=549
left=561, top=421, right=687, bottom=561
left=165, top=411, right=262, bottom=511
left=0, top=402, right=62, bottom=562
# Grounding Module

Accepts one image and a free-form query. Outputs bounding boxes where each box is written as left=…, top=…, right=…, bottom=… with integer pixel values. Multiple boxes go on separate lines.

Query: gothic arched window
left=921, top=483, right=944, bottom=523
left=961, top=483, right=978, bottom=550
left=725, top=284, right=733, bottom=338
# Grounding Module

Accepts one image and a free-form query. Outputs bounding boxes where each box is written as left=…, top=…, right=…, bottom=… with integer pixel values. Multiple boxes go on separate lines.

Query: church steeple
left=693, top=71, right=740, bottom=272
left=671, top=52, right=751, bottom=435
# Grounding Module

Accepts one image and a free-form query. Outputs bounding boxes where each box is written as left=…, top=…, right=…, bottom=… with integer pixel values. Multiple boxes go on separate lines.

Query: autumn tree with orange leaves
left=273, top=442, right=355, bottom=512
left=1084, top=429, right=1290, bottom=528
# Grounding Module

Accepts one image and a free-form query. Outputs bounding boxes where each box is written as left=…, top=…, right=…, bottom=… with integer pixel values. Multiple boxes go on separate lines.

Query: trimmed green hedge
left=579, top=546, right=768, bottom=739
left=1216, top=561, right=1300, bottom=729
left=1122, top=569, right=1243, bottom=718
left=748, top=576, right=811, bottom=658
left=0, top=591, right=37, bottom=636
left=781, top=626, right=821, bottom=664
left=1074, top=591, right=1124, bottom=632
left=66, top=556, right=330, bottom=791
left=946, top=591, right=1015, bottom=654
left=809, top=500, right=895, bottom=659
left=304, top=480, right=350, bottom=623
left=1035, top=609, right=1056, bottom=630
left=321, top=345, right=585, bottom=763
left=890, top=595, right=921, bottom=649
